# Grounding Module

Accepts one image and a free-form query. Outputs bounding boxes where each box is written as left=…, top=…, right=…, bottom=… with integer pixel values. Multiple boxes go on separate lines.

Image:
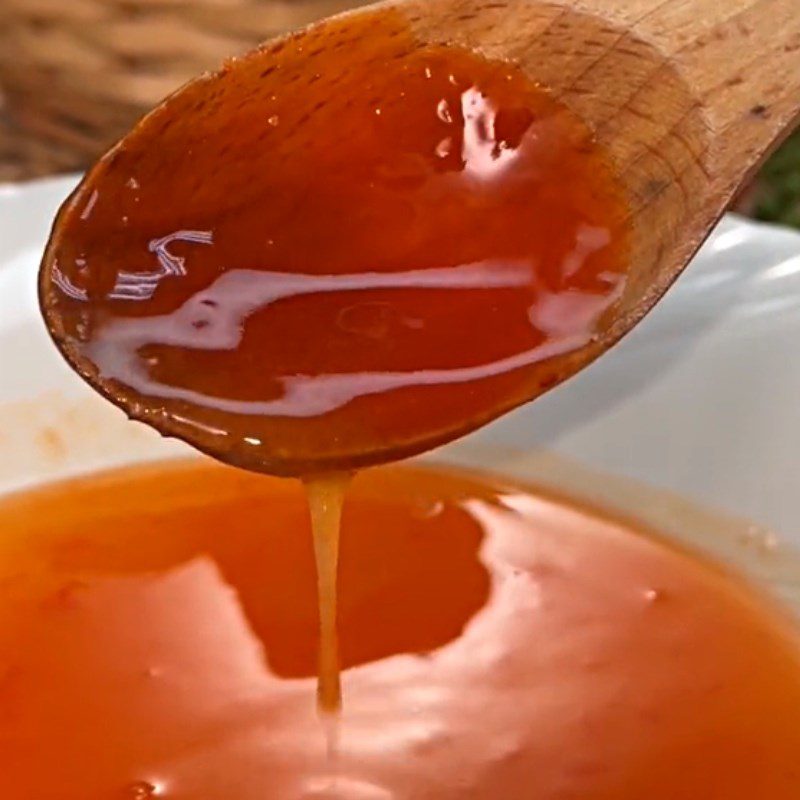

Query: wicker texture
left=0, top=0, right=366, bottom=176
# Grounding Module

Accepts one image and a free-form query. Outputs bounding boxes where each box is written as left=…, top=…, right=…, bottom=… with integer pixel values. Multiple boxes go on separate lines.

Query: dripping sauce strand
left=305, top=473, right=351, bottom=721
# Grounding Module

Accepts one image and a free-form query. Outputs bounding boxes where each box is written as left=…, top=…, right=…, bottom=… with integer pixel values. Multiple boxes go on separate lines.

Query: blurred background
left=1, top=0, right=799, bottom=226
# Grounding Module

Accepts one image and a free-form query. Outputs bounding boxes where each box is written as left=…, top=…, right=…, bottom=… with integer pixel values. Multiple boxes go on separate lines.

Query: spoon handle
left=580, top=0, right=800, bottom=192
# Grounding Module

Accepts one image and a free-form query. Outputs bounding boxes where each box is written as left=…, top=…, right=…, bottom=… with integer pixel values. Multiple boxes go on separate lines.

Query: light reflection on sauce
left=40, top=15, right=629, bottom=475
left=82, top=260, right=597, bottom=421
left=2, top=460, right=800, bottom=799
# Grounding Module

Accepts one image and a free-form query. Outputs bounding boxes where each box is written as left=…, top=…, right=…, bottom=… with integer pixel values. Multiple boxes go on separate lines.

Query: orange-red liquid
left=41, top=13, right=629, bottom=475
left=2, top=460, right=800, bottom=800
left=305, top=473, right=350, bottom=714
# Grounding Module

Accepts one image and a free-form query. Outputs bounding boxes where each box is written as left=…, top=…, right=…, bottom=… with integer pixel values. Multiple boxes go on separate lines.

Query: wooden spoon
left=39, top=0, right=800, bottom=476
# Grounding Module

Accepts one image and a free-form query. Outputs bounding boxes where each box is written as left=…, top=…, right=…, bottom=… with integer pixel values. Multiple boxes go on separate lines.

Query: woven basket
left=0, top=0, right=367, bottom=176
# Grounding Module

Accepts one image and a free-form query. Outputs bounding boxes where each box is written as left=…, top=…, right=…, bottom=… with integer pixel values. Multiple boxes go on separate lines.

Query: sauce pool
left=1, top=460, right=800, bottom=799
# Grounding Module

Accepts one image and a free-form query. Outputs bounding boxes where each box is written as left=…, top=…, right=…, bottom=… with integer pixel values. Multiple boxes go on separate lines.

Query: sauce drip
left=40, top=11, right=630, bottom=476
left=305, top=473, right=350, bottom=716
left=2, top=460, right=800, bottom=799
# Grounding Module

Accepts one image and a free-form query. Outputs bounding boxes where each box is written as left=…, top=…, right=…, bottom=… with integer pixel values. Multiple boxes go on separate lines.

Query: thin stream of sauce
left=305, top=473, right=351, bottom=717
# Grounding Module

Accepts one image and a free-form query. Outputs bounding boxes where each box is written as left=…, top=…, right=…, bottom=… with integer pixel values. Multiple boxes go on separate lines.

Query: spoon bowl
left=39, top=0, right=800, bottom=476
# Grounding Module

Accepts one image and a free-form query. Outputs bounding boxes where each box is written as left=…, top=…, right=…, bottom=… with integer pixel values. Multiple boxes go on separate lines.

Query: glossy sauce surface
left=41, top=13, right=630, bottom=475
left=2, top=460, right=800, bottom=799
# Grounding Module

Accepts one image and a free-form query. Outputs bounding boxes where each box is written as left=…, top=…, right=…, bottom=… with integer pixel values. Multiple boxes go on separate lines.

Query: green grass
left=754, top=132, right=800, bottom=228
